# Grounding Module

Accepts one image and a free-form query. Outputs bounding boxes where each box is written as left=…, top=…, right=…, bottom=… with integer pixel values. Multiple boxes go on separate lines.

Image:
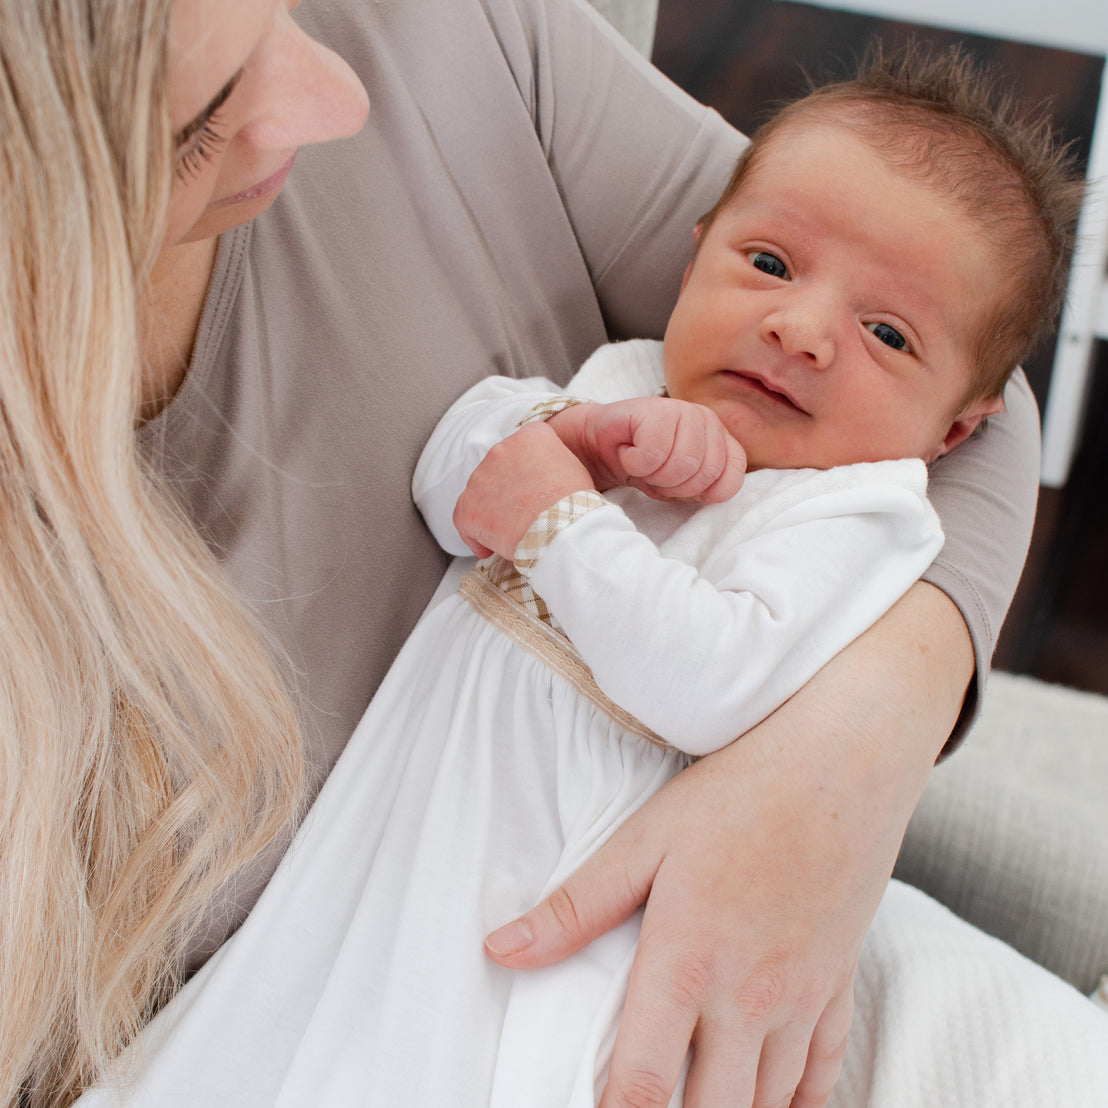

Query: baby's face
left=663, top=121, right=1003, bottom=470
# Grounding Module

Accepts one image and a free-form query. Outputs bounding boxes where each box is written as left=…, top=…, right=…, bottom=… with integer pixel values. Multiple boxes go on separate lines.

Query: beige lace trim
left=459, top=565, right=673, bottom=750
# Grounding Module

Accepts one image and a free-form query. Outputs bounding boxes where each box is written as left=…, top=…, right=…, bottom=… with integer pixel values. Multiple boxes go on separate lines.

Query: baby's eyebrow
left=174, top=70, right=243, bottom=148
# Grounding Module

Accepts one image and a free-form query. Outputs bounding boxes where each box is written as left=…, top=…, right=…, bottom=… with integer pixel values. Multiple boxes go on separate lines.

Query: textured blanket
left=832, top=880, right=1108, bottom=1107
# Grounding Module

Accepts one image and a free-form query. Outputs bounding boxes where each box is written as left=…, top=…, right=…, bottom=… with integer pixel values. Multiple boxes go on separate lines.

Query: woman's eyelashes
left=175, top=113, right=228, bottom=180
left=173, top=73, right=241, bottom=182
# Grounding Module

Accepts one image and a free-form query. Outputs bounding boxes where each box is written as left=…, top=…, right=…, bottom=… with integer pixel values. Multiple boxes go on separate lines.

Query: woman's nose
left=240, top=9, right=370, bottom=150
left=760, top=299, right=835, bottom=368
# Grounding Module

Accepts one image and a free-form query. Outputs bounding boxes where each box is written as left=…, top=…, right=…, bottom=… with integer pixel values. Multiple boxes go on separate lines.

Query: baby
left=397, top=43, right=1081, bottom=1105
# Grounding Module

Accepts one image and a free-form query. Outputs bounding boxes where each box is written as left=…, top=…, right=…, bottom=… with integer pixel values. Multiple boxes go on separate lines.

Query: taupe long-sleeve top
left=138, top=0, right=1040, bottom=964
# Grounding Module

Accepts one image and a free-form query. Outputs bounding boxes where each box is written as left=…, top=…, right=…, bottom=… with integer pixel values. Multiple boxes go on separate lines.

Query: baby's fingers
left=621, top=410, right=745, bottom=502
left=623, top=408, right=713, bottom=490
left=615, top=417, right=684, bottom=483
left=694, top=432, right=746, bottom=503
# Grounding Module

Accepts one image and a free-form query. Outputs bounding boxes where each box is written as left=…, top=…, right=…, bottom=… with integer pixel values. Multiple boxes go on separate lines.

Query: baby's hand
left=453, top=421, right=595, bottom=560
left=549, top=397, right=746, bottom=503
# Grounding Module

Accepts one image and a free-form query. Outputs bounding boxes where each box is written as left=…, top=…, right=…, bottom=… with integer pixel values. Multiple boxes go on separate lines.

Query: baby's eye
left=865, top=321, right=909, bottom=352
left=746, top=251, right=789, bottom=280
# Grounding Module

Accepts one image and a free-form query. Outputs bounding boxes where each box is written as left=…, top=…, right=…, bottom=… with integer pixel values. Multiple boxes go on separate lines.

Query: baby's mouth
left=723, top=370, right=806, bottom=414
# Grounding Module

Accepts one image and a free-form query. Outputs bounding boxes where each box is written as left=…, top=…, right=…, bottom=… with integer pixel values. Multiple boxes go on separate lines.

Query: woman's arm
left=923, top=369, right=1041, bottom=743
left=487, top=580, right=971, bottom=1107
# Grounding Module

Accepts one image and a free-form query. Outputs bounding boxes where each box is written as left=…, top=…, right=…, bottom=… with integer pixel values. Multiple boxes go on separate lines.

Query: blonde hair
left=0, top=2, right=303, bottom=1103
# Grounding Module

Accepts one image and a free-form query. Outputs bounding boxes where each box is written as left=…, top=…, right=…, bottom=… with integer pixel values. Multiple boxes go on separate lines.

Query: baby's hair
left=699, top=40, right=1086, bottom=400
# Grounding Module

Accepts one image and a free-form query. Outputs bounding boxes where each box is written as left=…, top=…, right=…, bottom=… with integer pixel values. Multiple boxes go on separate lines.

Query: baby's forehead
left=746, top=106, right=942, bottom=186
left=727, top=111, right=949, bottom=218
left=737, top=105, right=1023, bottom=245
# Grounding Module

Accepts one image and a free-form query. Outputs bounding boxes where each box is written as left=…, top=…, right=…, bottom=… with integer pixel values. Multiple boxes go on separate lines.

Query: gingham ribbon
left=513, top=490, right=606, bottom=574
left=458, top=565, right=673, bottom=751
left=516, top=396, right=586, bottom=427
left=478, top=555, right=561, bottom=631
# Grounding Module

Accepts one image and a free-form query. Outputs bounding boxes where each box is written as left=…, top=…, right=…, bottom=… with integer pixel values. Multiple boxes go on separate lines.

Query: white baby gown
left=75, top=343, right=1108, bottom=1107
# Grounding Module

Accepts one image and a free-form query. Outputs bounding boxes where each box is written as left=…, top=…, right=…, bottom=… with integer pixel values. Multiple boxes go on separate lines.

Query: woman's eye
left=747, top=251, right=789, bottom=280
left=866, top=321, right=909, bottom=352
left=175, top=115, right=228, bottom=182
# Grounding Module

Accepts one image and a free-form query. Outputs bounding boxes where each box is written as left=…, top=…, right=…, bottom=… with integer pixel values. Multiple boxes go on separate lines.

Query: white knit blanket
left=830, top=880, right=1108, bottom=1107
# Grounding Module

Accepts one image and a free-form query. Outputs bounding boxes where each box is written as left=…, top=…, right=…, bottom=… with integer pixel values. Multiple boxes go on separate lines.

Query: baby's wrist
left=515, top=397, right=606, bottom=481
left=543, top=401, right=590, bottom=449
left=546, top=403, right=621, bottom=489
left=518, top=396, right=588, bottom=433
left=513, top=489, right=608, bottom=574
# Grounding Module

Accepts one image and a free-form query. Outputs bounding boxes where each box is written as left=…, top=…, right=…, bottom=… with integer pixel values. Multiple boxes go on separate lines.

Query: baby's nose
left=761, top=304, right=835, bottom=368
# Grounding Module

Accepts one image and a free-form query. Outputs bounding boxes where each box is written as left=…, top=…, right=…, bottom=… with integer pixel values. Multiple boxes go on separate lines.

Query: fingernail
left=486, top=918, right=534, bottom=957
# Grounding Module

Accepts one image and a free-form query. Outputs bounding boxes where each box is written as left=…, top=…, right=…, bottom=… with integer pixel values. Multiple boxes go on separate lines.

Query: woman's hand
left=485, top=582, right=971, bottom=1106
left=548, top=397, right=746, bottom=504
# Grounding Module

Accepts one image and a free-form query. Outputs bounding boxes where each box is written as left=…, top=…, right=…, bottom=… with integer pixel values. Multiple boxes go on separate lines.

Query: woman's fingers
left=597, top=922, right=718, bottom=1108
left=484, top=815, right=657, bottom=968
left=790, top=989, right=854, bottom=1108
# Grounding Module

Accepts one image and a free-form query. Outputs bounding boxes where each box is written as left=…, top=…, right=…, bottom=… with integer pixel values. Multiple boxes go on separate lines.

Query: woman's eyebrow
left=174, top=70, right=244, bottom=147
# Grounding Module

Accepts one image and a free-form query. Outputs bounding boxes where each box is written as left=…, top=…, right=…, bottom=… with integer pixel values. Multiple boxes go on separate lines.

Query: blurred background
left=649, top=0, right=1108, bottom=695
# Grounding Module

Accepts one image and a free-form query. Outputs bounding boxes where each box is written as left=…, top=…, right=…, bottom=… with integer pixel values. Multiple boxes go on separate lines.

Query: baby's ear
left=680, top=223, right=705, bottom=292
left=929, top=393, right=1006, bottom=462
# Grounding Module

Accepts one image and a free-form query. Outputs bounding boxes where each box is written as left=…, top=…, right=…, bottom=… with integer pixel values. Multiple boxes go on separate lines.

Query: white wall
left=802, top=0, right=1108, bottom=57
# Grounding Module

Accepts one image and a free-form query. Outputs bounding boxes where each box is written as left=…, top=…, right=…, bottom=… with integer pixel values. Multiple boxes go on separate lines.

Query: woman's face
left=165, top=0, right=369, bottom=248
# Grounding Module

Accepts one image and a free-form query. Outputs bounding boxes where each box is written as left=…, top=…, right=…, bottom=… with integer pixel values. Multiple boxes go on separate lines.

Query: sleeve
left=922, top=370, right=1041, bottom=741
left=521, top=474, right=945, bottom=756
left=411, top=375, right=587, bottom=555
left=513, top=0, right=748, bottom=338
left=411, top=342, right=661, bottom=556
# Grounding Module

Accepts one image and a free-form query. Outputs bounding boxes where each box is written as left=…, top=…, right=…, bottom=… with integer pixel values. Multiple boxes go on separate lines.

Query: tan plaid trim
left=516, top=396, right=586, bottom=428
left=513, top=490, right=606, bottom=573
left=479, top=554, right=563, bottom=632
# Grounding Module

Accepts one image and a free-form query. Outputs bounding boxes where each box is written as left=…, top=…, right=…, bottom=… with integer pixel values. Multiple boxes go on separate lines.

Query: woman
left=1, top=0, right=1090, bottom=1105
left=0, top=0, right=362, bottom=1100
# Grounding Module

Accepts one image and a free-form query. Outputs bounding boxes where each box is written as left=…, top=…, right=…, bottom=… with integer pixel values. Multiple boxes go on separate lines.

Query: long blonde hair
left=0, top=2, right=304, bottom=1102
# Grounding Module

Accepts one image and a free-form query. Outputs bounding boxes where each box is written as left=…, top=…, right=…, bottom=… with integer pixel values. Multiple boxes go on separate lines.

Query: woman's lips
left=214, top=151, right=298, bottom=208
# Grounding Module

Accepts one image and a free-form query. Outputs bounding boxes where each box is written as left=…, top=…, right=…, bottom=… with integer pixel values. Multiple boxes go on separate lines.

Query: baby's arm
left=451, top=421, right=595, bottom=559
left=414, top=374, right=745, bottom=556
left=413, top=375, right=578, bottom=556
left=457, top=425, right=943, bottom=755
left=454, top=399, right=746, bottom=558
